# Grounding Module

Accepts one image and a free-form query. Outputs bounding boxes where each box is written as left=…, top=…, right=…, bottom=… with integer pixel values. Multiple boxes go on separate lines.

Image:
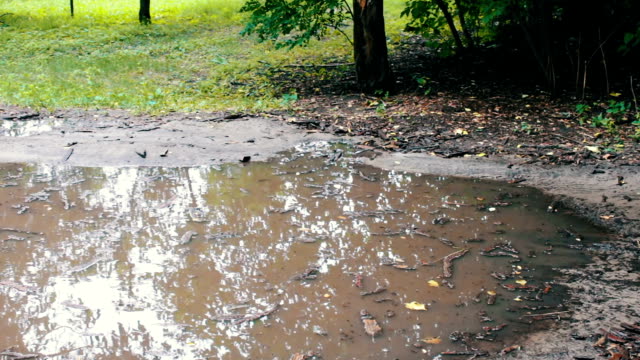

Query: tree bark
left=352, top=0, right=394, bottom=93
left=433, top=0, right=464, bottom=51
left=454, top=0, right=474, bottom=48
left=139, top=0, right=151, bottom=25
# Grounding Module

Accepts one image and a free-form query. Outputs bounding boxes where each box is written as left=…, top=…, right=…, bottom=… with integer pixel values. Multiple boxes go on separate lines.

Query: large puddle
left=0, top=142, right=609, bottom=359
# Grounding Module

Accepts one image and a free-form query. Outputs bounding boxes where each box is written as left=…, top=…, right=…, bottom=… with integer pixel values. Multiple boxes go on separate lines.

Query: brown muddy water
left=0, top=142, right=611, bottom=360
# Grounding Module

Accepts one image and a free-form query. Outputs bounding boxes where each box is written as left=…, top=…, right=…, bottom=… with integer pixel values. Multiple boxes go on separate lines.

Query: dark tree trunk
left=352, top=0, right=394, bottom=93
left=454, top=0, right=474, bottom=48
left=518, top=0, right=555, bottom=90
left=70, top=0, right=74, bottom=17
left=433, top=0, right=464, bottom=51
left=139, top=0, right=151, bottom=25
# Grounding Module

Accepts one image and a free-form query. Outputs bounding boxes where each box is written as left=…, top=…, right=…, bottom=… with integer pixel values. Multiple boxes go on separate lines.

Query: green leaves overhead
left=240, top=0, right=351, bottom=49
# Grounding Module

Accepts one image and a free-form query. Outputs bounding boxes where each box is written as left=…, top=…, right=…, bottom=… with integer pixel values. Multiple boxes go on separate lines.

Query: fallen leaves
left=405, top=301, right=428, bottom=311
left=427, top=280, right=440, bottom=287
left=360, top=310, right=383, bottom=337
left=422, top=337, right=442, bottom=344
left=585, top=146, right=601, bottom=153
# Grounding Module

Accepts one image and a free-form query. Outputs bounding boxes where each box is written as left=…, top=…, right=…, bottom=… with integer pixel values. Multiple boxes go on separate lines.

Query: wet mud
left=0, top=143, right=618, bottom=359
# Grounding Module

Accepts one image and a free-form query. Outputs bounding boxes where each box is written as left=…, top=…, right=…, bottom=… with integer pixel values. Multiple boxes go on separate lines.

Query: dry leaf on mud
left=405, top=301, right=428, bottom=311
left=427, top=280, right=440, bottom=287
left=515, top=279, right=527, bottom=286
left=422, top=337, right=442, bottom=344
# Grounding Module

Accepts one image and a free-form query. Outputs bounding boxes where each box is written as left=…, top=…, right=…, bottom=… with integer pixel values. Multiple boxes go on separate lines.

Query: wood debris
left=210, top=304, right=279, bottom=325
left=360, top=310, right=382, bottom=337
left=443, top=248, right=470, bottom=278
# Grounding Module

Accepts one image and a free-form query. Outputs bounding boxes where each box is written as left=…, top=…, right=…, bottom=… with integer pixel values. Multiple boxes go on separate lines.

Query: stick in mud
left=0, top=228, right=44, bottom=236
left=210, top=304, right=279, bottom=325
left=0, top=350, right=40, bottom=359
left=443, top=248, right=470, bottom=278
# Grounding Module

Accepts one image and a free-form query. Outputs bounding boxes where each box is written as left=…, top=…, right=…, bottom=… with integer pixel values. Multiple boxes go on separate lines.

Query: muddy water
left=0, top=142, right=610, bottom=359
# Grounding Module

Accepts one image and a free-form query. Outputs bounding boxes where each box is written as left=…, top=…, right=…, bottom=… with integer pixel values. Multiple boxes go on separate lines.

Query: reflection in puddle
left=0, top=142, right=609, bottom=359
left=1, top=119, right=64, bottom=137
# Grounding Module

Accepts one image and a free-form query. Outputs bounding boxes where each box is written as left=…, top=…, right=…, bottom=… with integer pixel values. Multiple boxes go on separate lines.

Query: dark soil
left=265, top=37, right=640, bottom=167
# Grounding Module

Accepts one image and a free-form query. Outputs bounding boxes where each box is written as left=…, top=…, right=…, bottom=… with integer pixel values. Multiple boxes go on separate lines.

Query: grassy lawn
left=0, top=0, right=407, bottom=113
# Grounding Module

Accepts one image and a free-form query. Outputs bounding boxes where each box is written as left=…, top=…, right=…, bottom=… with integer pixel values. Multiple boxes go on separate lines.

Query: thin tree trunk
left=70, top=0, right=74, bottom=17
left=433, top=0, right=464, bottom=51
left=352, top=0, right=394, bottom=93
left=139, top=0, right=151, bottom=25
left=454, top=0, right=474, bottom=48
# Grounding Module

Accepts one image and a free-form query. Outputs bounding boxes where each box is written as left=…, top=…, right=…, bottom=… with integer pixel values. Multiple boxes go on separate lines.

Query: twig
left=63, top=148, right=74, bottom=162
left=331, top=25, right=354, bottom=46
left=443, top=248, right=469, bottom=278
left=631, top=76, right=638, bottom=114
left=598, top=28, right=610, bottom=94
left=521, top=311, right=571, bottom=317
left=342, top=0, right=354, bottom=19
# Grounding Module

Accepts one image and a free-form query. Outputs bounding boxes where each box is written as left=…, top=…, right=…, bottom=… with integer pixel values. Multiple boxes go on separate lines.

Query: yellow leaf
left=600, top=215, right=614, bottom=220
left=422, top=337, right=442, bottom=344
left=405, top=301, right=428, bottom=311
left=476, top=153, right=487, bottom=157
left=514, top=296, right=523, bottom=302
left=427, top=280, right=440, bottom=287
left=610, top=92, right=622, bottom=97
left=515, top=279, right=527, bottom=286
left=585, top=146, right=601, bottom=153
left=487, top=290, right=497, bottom=296
left=454, top=128, right=468, bottom=135
left=337, top=216, right=347, bottom=220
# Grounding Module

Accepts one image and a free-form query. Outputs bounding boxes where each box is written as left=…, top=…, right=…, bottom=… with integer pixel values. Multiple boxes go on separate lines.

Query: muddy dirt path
left=1, top=104, right=639, bottom=359
left=0, top=107, right=338, bottom=166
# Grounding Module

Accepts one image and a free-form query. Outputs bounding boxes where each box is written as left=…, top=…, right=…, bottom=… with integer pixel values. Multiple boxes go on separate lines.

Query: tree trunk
left=352, top=0, right=394, bottom=93
left=70, top=0, right=74, bottom=17
left=454, top=0, right=474, bottom=48
left=433, top=0, right=464, bottom=51
left=139, top=0, right=151, bottom=25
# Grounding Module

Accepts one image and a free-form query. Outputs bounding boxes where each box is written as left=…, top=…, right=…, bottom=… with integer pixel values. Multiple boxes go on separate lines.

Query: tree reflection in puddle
left=0, top=142, right=610, bottom=359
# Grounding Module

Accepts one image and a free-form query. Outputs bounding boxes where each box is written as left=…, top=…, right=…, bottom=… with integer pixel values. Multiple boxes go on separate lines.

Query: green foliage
left=619, top=25, right=640, bottom=55
left=632, top=115, right=640, bottom=141
left=514, top=121, right=535, bottom=135
left=240, top=0, right=351, bottom=49
left=414, top=75, right=432, bottom=95
left=401, top=0, right=458, bottom=56
left=575, top=98, right=636, bottom=135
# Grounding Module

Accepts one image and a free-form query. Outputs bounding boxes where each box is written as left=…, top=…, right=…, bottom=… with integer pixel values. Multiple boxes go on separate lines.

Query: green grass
left=0, top=0, right=408, bottom=113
